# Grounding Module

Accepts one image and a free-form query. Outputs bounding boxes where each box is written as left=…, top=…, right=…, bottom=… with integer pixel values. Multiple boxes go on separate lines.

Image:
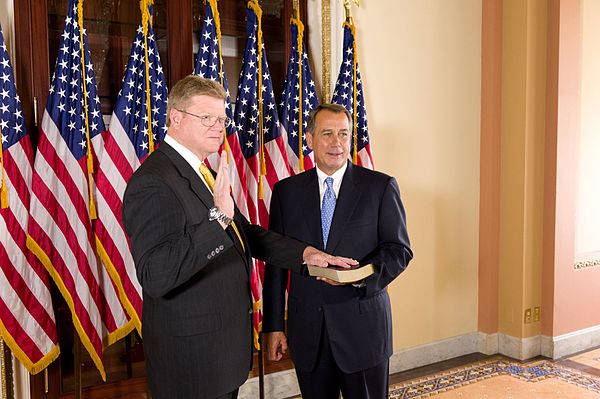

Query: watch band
left=209, top=206, right=233, bottom=226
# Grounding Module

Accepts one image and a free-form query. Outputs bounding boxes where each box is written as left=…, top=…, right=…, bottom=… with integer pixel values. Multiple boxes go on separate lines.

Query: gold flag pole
left=1, top=337, right=15, bottom=399
left=141, top=0, right=156, bottom=153
left=207, top=0, right=232, bottom=163
left=248, top=0, right=266, bottom=199
left=0, top=124, right=8, bottom=209
left=292, top=0, right=306, bottom=171
left=321, top=0, right=331, bottom=102
left=76, top=0, right=98, bottom=220
left=342, top=0, right=360, bottom=164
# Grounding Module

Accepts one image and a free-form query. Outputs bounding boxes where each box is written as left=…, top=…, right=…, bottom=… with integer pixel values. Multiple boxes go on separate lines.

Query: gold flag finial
left=343, top=0, right=360, bottom=19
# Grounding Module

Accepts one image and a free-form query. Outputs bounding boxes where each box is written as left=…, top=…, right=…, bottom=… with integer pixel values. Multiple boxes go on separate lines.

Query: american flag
left=280, top=16, right=319, bottom=174
left=331, top=18, right=374, bottom=169
left=233, top=0, right=291, bottom=348
left=27, top=0, right=133, bottom=380
left=93, top=2, right=167, bottom=336
left=0, top=24, right=59, bottom=374
left=193, top=0, right=249, bottom=219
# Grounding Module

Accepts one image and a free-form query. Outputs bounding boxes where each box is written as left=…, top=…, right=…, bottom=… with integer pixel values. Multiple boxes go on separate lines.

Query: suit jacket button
left=248, top=309, right=253, bottom=314
left=317, top=307, right=322, bottom=312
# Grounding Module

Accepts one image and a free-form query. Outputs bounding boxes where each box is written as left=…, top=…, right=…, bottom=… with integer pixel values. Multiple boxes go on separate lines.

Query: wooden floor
left=56, top=346, right=600, bottom=398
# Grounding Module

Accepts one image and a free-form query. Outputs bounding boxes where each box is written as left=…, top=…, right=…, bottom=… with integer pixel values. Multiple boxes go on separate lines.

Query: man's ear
left=170, top=108, right=181, bottom=127
left=306, top=132, right=314, bottom=150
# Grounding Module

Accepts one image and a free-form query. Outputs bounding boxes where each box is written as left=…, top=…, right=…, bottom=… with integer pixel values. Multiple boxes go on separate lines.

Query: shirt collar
left=164, top=134, right=203, bottom=177
left=316, top=161, right=348, bottom=198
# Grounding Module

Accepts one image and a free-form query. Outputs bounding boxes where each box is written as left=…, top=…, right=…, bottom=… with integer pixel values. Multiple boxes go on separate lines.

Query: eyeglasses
left=176, top=109, right=232, bottom=128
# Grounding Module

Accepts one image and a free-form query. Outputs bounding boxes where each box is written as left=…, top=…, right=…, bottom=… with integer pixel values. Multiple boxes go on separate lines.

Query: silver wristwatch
left=208, top=206, right=233, bottom=226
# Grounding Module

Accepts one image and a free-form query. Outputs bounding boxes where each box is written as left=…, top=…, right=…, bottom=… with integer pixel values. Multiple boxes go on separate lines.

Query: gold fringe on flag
left=141, top=0, right=156, bottom=153
left=291, top=2, right=305, bottom=172
left=0, top=126, right=8, bottom=209
left=343, top=0, right=360, bottom=164
left=76, top=0, right=97, bottom=220
left=248, top=0, right=266, bottom=199
left=208, top=0, right=231, bottom=163
left=344, top=17, right=359, bottom=165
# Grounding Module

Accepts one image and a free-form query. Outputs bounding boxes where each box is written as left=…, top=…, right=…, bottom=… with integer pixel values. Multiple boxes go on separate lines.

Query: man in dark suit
left=122, top=76, right=355, bottom=399
left=263, top=104, right=413, bottom=399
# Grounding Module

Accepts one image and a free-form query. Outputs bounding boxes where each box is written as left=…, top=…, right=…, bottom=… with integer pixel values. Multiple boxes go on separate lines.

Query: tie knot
left=325, top=176, right=334, bottom=190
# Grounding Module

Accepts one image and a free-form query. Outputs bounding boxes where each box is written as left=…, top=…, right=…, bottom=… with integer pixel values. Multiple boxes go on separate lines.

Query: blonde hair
left=166, top=75, right=227, bottom=127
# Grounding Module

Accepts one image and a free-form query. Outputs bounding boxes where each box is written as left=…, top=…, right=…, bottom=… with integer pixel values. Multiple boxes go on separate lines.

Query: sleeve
left=122, top=174, right=234, bottom=298
left=362, top=177, right=413, bottom=296
left=260, top=183, right=290, bottom=332
left=235, top=196, right=307, bottom=275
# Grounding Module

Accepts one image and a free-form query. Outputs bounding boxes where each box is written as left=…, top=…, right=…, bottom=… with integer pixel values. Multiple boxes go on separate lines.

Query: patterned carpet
left=389, top=357, right=600, bottom=398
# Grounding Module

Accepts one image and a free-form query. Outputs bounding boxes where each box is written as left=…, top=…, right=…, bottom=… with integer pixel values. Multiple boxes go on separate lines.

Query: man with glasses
left=122, top=76, right=356, bottom=399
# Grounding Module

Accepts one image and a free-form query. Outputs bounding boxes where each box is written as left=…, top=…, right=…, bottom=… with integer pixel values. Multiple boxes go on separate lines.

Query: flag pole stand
left=1, top=337, right=15, bottom=399
left=258, top=333, right=265, bottom=399
left=74, top=332, right=82, bottom=399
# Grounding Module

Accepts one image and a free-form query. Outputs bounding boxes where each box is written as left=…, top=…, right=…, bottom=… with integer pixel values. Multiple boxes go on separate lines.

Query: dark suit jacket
left=263, top=162, right=412, bottom=374
left=122, top=142, right=306, bottom=399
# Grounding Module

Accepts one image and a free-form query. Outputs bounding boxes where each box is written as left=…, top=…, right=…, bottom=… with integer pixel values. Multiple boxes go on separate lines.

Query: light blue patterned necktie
left=321, top=176, right=336, bottom=247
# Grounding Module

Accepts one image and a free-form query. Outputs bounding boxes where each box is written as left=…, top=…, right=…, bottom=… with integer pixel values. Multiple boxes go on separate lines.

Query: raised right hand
left=213, top=152, right=234, bottom=219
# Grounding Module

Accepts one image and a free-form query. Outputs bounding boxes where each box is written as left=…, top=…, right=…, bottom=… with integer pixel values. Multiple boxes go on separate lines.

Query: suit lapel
left=161, top=143, right=249, bottom=263
left=160, top=143, right=214, bottom=208
left=302, top=169, right=325, bottom=250
left=326, top=162, right=360, bottom=253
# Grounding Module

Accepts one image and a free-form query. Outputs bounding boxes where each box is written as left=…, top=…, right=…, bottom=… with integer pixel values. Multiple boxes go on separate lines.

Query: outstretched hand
left=302, top=246, right=358, bottom=268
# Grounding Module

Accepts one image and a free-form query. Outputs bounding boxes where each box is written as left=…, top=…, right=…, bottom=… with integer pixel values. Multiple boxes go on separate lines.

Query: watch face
left=208, top=207, right=218, bottom=220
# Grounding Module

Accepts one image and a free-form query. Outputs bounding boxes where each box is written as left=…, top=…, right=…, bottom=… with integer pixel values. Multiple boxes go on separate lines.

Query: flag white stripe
left=3, top=173, right=28, bottom=235
left=92, top=134, right=128, bottom=207
left=7, top=143, right=32, bottom=189
left=266, top=140, right=290, bottom=181
left=107, top=118, right=141, bottom=172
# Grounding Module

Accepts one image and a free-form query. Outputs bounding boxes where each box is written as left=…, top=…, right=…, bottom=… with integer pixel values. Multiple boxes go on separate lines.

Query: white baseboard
left=240, top=326, right=600, bottom=398
left=541, top=324, right=600, bottom=359
left=497, top=333, right=541, bottom=360
left=390, top=332, right=480, bottom=373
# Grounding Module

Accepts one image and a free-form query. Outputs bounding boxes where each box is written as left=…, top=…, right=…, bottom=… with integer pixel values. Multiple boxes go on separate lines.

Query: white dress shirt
left=164, top=134, right=212, bottom=192
left=315, top=162, right=348, bottom=210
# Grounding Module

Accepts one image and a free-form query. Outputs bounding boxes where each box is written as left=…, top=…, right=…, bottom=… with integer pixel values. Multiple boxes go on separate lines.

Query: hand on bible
left=213, top=153, right=234, bottom=219
left=302, top=246, right=357, bottom=268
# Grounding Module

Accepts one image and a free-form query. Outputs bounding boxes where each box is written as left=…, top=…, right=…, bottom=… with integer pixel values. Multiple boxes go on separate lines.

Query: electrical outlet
left=533, top=306, right=541, bottom=322
left=524, top=308, right=532, bottom=324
